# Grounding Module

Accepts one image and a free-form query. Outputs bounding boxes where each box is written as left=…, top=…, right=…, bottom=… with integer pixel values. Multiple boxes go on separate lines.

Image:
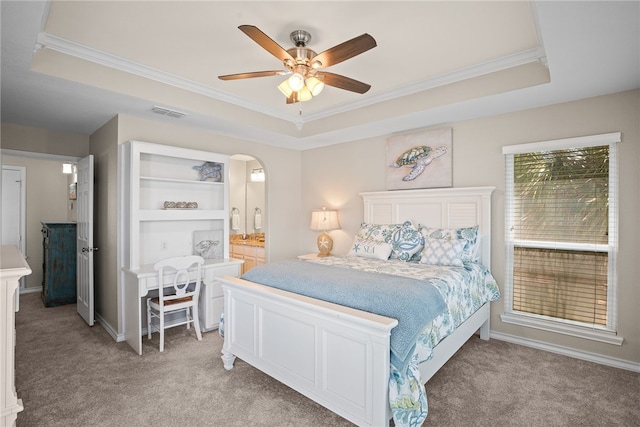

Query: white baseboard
left=490, top=331, right=640, bottom=373
left=95, top=312, right=125, bottom=342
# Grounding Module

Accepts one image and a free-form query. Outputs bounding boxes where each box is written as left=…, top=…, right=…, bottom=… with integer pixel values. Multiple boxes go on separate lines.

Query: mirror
left=229, top=155, right=266, bottom=242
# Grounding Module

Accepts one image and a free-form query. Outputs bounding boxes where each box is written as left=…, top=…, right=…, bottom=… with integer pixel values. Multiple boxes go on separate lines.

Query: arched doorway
left=229, top=154, right=266, bottom=271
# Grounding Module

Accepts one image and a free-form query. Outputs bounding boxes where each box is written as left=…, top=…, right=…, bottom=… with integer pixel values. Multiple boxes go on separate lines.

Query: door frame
left=1, top=165, right=27, bottom=291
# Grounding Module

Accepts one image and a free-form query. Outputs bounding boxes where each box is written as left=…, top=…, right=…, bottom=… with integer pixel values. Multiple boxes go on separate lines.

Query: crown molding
left=34, top=32, right=546, bottom=129
left=35, top=32, right=293, bottom=122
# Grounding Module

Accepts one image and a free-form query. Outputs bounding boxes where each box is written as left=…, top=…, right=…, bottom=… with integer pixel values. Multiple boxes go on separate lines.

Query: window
left=502, top=133, right=622, bottom=345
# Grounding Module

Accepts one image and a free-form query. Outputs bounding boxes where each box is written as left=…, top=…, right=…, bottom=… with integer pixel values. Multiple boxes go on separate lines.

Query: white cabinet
left=199, top=262, right=243, bottom=331
left=230, top=243, right=265, bottom=274
left=1, top=245, right=31, bottom=426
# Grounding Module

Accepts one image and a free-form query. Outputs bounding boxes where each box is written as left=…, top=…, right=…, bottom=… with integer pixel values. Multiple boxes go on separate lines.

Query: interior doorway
left=2, top=165, right=27, bottom=291
left=229, top=154, right=266, bottom=260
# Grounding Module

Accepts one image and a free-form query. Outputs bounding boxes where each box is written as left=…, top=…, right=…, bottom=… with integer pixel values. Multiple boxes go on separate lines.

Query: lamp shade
left=310, top=209, right=340, bottom=231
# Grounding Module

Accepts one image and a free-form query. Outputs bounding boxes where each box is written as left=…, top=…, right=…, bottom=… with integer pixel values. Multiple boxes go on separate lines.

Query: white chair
left=147, top=255, right=204, bottom=352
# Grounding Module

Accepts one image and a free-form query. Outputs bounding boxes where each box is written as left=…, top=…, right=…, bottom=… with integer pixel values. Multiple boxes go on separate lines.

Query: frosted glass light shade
left=297, top=85, right=313, bottom=102
left=305, top=76, right=324, bottom=96
left=278, top=80, right=294, bottom=97
left=288, top=73, right=305, bottom=91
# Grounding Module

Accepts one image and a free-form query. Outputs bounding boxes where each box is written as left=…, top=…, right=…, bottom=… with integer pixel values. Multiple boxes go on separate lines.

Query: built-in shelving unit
left=120, top=141, right=241, bottom=347
left=122, top=140, right=231, bottom=269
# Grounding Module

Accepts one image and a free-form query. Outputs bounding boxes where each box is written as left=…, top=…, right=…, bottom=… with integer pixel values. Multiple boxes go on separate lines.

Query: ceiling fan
left=218, top=25, right=377, bottom=104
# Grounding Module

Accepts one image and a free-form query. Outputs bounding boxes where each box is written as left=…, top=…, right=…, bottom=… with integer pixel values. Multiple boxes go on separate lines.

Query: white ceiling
left=1, top=1, right=638, bottom=150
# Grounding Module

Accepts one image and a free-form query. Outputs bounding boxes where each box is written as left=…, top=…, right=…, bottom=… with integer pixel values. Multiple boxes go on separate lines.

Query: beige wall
left=1, top=124, right=90, bottom=291
left=1, top=122, right=89, bottom=157
left=1, top=155, right=72, bottom=290
left=301, top=89, right=640, bottom=364
left=89, top=114, right=302, bottom=338
left=89, top=116, right=120, bottom=332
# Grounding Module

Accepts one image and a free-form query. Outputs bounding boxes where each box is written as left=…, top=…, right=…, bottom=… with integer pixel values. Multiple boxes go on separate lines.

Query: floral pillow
left=347, top=236, right=393, bottom=260
left=356, top=222, right=402, bottom=243
left=388, top=221, right=424, bottom=261
left=419, top=237, right=465, bottom=267
left=418, top=225, right=480, bottom=263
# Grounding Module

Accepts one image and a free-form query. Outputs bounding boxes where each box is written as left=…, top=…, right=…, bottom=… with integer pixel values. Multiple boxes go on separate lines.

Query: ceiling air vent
left=151, top=106, right=187, bottom=119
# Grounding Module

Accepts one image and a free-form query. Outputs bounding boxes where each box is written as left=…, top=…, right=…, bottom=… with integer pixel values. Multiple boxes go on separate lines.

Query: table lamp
left=310, top=207, right=340, bottom=257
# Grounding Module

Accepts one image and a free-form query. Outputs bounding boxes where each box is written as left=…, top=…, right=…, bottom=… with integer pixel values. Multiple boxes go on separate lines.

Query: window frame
left=502, top=132, right=622, bottom=345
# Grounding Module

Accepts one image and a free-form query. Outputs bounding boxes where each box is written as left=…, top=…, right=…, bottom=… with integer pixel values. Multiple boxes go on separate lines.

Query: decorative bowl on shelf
left=162, top=201, right=199, bottom=209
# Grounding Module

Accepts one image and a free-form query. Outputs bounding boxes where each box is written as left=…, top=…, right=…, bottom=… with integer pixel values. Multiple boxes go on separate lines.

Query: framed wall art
left=386, top=127, right=452, bottom=190
left=193, top=230, right=223, bottom=259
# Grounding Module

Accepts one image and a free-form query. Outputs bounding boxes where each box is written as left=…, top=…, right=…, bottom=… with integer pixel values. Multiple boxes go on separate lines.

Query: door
left=1, top=166, right=26, bottom=290
left=76, top=155, right=95, bottom=326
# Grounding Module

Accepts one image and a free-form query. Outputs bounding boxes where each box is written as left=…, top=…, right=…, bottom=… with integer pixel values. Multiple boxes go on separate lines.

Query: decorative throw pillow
left=419, top=237, right=465, bottom=267
left=347, top=236, right=393, bottom=260
left=388, top=221, right=424, bottom=261
left=356, top=222, right=402, bottom=243
left=418, top=225, right=480, bottom=263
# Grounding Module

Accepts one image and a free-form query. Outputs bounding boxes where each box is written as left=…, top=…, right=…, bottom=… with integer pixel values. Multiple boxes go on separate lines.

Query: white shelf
left=140, top=176, right=224, bottom=186
left=139, top=209, right=227, bottom=221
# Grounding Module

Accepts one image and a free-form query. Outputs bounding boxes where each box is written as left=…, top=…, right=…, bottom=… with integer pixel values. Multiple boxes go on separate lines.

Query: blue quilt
left=241, top=259, right=447, bottom=371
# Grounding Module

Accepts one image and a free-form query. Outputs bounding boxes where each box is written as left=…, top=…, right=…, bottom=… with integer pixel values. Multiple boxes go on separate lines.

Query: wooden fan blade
left=312, top=34, right=376, bottom=68
left=239, top=25, right=295, bottom=63
left=218, top=70, right=286, bottom=80
left=317, top=71, right=371, bottom=94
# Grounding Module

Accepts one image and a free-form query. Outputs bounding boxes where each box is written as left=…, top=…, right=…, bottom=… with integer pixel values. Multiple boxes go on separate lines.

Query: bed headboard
left=360, top=186, right=495, bottom=268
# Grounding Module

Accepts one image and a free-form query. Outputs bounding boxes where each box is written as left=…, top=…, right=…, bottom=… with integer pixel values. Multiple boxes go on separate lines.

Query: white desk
left=1, top=245, right=32, bottom=427
left=123, top=258, right=242, bottom=355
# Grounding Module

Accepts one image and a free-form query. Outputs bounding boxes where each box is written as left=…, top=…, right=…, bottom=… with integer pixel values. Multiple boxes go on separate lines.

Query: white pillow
left=418, top=225, right=480, bottom=263
left=347, top=236, right=393, bottom=260
left=419, top=237, right=465, bottom=267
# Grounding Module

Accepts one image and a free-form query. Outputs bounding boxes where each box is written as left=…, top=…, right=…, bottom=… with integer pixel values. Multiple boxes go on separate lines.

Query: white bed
left=218, top=186, right=495, bottom=426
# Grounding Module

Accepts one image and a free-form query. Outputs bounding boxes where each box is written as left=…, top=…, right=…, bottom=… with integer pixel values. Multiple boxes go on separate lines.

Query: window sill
left=501, top=313, right=624, bottom=345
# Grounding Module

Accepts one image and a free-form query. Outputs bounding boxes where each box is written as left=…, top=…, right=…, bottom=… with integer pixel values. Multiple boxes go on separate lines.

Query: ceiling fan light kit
left=219, top=25, right=376, bottom=105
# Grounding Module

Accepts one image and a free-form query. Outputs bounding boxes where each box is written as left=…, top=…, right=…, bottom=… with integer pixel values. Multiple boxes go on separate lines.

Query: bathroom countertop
left=230, top=240, right=264, bottom=247
left=229, top=234, right=265, bottom=247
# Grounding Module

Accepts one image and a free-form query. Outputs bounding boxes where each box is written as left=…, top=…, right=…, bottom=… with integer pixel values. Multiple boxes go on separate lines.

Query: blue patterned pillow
left=418, top=225, right=480, bottom=263
left=347, top=236, right=393, bottom=260
left=388, top=221, right=424, bottom=262
left=419, top=237, right=465, bottom=266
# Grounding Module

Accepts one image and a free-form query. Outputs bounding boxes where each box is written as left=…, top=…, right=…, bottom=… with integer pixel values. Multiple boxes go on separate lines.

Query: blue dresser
left=41, top=222, right=77, bottom=307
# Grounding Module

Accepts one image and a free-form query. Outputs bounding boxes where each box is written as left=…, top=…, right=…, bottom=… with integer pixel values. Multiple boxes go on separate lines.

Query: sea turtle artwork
left=193, top=162, right=223, bottom=182
left=389, top=145, right=448, bottom=181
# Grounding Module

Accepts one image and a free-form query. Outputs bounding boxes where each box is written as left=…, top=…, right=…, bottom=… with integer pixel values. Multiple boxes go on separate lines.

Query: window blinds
left=504, top=133, right=619, bottom=332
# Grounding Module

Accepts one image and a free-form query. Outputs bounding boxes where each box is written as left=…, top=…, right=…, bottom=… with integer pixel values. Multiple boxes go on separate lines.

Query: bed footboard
left=219, top=276, right=398, bottom=426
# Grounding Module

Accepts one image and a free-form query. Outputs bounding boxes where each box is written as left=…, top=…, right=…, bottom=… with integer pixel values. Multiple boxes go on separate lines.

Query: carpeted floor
left=14, top=292, right=640, bottom=426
